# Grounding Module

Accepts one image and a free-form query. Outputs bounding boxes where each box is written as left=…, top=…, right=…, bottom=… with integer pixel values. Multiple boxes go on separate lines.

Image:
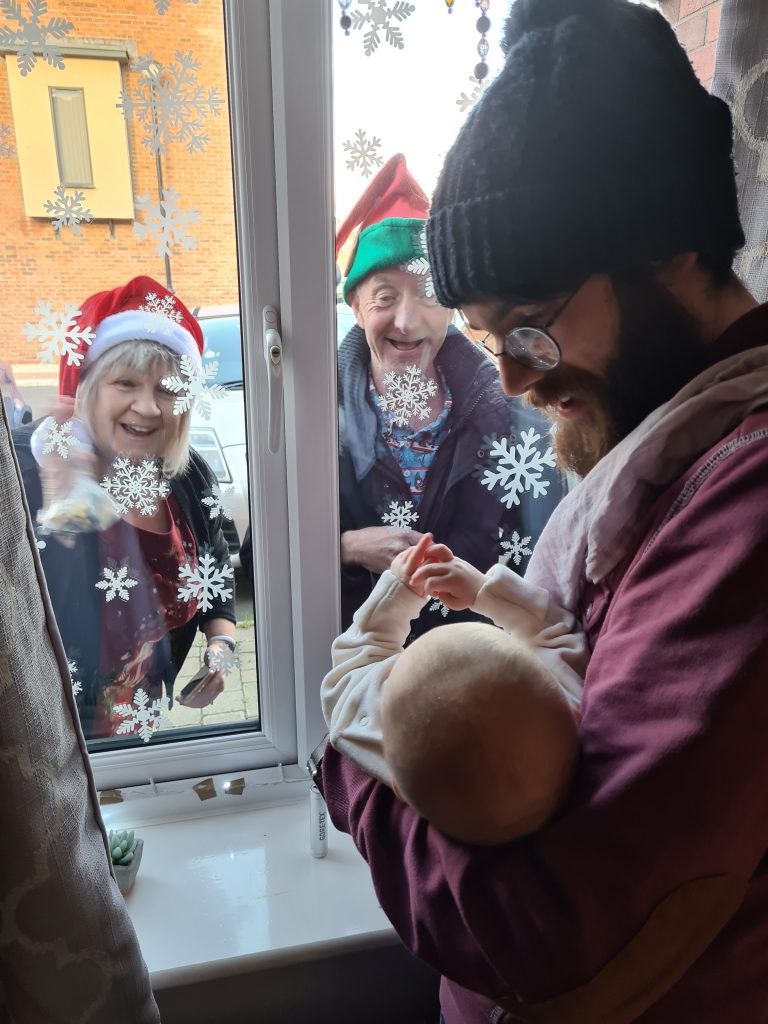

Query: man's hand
left=410, top=556, right=485, bottom=611
left=341, top=526, right=425, bottom=575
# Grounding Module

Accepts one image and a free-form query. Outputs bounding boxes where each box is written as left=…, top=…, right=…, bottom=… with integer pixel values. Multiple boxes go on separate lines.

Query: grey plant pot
left=113, top=838, right=143, bottom=895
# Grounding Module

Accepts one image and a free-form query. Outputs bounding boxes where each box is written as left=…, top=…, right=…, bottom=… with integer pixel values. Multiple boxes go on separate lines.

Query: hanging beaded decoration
left=445, top=0, right=455, bottom=11
left=474, top=0, right=491, bottom=82
left=338, top=0, right=353, bottom=35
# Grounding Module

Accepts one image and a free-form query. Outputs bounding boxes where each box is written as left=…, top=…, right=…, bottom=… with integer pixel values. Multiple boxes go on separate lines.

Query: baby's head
left=380, top=622, right=579, bottom=845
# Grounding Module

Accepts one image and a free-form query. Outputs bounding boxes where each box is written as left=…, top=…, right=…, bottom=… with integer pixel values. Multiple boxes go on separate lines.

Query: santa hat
left=336, top=154, right=431, bottom=303
left=59, top=275, right=204, bottom=399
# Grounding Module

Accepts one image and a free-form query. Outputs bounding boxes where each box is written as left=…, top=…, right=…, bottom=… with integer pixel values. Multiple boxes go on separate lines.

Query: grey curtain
left=713, top=0, right=768, bottom=300
left=0, top=396, right=160, bottom=1022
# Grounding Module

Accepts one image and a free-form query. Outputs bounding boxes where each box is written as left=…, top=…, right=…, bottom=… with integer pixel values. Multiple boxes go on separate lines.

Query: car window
left=200, top=316, right=244, bottom=386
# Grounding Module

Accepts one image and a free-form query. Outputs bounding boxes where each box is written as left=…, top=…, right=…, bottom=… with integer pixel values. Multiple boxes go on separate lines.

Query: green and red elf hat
left=336, top=153, right=432, bottom=303
left=59, top=275, right=204, bottom=399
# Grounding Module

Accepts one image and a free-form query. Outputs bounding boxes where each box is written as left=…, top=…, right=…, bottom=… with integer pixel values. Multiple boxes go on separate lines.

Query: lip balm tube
left=309, top=784, right=328, bottom=859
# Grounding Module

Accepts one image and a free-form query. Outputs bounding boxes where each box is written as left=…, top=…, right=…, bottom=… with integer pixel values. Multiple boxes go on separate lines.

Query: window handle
left=262, top=305, right=283, bottom=453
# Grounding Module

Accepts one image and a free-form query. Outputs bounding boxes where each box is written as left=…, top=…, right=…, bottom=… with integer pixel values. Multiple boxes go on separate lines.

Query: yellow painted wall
left=6, top=56, right=134, bottom=219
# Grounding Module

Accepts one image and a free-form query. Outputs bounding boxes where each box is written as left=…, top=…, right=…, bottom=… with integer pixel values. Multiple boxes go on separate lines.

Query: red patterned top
left=93, top=494, right=199, bottom=738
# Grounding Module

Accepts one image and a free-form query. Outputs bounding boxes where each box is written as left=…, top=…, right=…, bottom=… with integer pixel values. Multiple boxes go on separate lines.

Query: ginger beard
left=525, top=274, right=711, bottom=477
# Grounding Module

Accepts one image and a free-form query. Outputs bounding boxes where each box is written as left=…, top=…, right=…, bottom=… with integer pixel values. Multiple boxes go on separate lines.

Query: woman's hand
left=39, top=403, right=89, bottom=507
left=341, top=525, right=425, bottom=575
left=175, top=640, right=229, bottom=708
left=176, top=667, right=225, bottom=708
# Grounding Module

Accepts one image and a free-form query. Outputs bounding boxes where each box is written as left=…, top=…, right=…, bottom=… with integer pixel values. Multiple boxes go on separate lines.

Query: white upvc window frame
left=90, top=0, right=340, bottom=793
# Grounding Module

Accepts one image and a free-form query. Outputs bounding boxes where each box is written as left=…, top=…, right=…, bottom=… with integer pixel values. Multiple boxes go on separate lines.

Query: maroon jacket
left=319, top=313, right=768, bottom=1023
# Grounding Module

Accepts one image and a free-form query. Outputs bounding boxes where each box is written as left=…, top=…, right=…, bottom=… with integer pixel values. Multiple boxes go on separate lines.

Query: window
left=50, top=87, right=93, bottom=187
left=5, top=53, right=133, bottom=220
left=331, top=9, right=565, bottom=645
left=0, top=0, right=301, bottom=791
left=0, top=1, right=553, bottom=794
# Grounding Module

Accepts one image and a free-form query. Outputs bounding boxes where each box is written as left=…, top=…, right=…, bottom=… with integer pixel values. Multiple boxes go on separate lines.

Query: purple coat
left=319, top=322, right=768, bottom=1022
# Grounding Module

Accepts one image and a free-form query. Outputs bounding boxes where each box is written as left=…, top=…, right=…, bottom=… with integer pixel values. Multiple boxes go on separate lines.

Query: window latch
left=262, top=304, right=283, bottom=453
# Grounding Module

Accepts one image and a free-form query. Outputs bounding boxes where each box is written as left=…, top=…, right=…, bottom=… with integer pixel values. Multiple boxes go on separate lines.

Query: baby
left=321, top=534, right=588, bottom=845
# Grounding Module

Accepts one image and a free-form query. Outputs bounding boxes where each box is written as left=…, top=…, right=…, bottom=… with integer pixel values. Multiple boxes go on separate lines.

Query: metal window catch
left=262, top=305, right=283, bottom=453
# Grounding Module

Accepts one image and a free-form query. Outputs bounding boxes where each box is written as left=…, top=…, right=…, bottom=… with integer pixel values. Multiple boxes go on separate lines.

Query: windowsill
left=108, top=793, right=396, bottom=989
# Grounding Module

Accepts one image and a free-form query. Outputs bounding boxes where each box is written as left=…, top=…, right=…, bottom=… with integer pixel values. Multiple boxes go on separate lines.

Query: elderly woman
left=336, top=155, right=565, bottom=637
left=12, top=276, right=236, bottom=740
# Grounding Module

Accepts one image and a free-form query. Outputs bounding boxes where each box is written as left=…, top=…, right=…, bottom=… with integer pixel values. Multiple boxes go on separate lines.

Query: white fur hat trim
left=83, top=309, right=201, bottom=372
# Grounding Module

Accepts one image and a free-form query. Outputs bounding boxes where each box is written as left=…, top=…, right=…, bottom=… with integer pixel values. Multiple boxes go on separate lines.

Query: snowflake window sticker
left=499, top=528, right=533, bottom=567
left=350, top=0, right=415, bottom=56
left=381, top=499, right=418, bottom=529
left=24, top=302, right=95, bottom=365
left=343, top=129, right=384, bottom=178
left=201, top=484, right=236, bottom=521
left=207, top=644, right=239, bottom=678
left=67, top=658, right=83, bottom=697
left=96, top=560, right=139, bottom=603
left=380, top=364, right=438, bottom=427
left=117, top=51, right=222, bottom=156
left=0, top=123, right=14, bottom=158
left=429, top=598, right=450, bottom=619
left=41, top=418, right=79, bottom=458
left=101, top=457, right=171, bottom=517
left=178, top=546, right=234, bottom=613
left=457, top=74, right=488, bottom=114
left=401, top=226, right=435, bottom=300
left=0, top=0, right=74, bottom=77
left=479, top=427, right=557, bottom=508
left=152, top=0, right=199, bottom=13
left=139, top=290, right=183, bottom=324
left=134, top=188, right=199, bottom=258
left=114, top=687, right=164, bottom=743
left=44, top=185, right=93, bottom=235
left=161, top=354, right=224, bottom=419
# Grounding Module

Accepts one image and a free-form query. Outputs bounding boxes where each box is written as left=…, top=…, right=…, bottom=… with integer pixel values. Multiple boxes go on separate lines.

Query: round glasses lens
left=505, top=326, right=560, bottom=370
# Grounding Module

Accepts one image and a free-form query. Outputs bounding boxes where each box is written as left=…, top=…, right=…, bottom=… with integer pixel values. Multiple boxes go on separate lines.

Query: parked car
left=190, top=306, right=249, bottom=566
left=0, top=360, right=33, bottom=430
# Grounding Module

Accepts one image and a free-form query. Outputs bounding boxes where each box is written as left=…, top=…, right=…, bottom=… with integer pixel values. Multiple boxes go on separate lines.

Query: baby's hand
left=410, top=556, right=485, bottom=611
left=390, top=533, right=453, bottom=594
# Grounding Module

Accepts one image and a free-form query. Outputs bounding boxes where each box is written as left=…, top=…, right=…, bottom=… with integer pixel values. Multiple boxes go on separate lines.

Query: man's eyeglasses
left=458, top=290, right=577, bottom=372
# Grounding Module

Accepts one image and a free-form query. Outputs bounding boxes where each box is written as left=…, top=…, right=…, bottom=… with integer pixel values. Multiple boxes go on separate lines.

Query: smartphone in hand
left=177, top=662, right=214, bottom=704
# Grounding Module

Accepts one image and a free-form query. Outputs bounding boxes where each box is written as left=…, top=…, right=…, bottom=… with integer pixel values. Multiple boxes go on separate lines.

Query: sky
left=332, top=0, right=505, bottom=222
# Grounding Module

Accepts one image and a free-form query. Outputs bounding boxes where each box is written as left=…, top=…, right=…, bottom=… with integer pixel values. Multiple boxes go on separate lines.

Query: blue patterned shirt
left=369, top=368, right=453, bottom=506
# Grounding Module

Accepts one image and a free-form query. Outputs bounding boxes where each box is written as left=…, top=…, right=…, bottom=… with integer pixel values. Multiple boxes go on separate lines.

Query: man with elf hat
left=335, top=153, right=564, bottom=638
left=317, top=1, right=768, bottom=1021
left=13, top=276, right=236, bottom=740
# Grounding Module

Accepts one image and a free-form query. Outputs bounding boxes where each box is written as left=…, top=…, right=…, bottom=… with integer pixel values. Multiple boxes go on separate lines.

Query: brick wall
left=0, top=2, right=238, bottom=364
left=660, top=0, right=722, bottom=90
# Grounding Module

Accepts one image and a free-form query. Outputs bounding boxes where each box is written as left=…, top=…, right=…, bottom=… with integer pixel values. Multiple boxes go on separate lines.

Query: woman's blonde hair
left=75, top=339, right=192, bottom=477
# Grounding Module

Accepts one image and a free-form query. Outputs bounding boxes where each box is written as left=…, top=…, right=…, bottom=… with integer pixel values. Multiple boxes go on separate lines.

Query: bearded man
left=313, top=2, right=768, bottom=1022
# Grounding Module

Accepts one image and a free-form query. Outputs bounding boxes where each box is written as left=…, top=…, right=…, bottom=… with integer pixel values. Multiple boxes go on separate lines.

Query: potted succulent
left=108, top=829, right=144, bottom=894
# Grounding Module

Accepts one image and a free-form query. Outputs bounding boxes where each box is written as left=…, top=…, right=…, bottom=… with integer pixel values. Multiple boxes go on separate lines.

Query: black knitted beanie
left=427, top=0, right=745, bottom=307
